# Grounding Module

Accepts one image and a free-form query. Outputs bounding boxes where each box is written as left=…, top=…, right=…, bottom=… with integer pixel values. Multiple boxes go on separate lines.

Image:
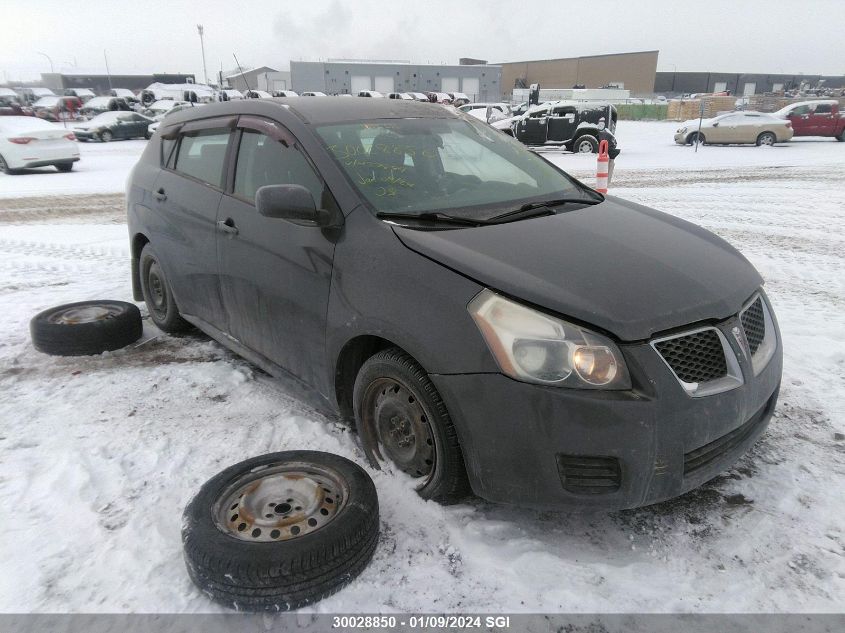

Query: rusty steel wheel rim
left=213, top=463, right=348, bottom=542
left=47, top=303, right=123, bottom=325
left=362, top=377, right=436, bottom=483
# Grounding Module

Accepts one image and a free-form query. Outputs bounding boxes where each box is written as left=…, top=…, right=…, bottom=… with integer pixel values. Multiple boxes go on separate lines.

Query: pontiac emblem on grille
left=731, top=326, right=747, bottom=358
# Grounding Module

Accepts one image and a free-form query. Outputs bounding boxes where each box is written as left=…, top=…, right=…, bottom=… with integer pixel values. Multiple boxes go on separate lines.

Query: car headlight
left=468, top=289, right=631, bottom=389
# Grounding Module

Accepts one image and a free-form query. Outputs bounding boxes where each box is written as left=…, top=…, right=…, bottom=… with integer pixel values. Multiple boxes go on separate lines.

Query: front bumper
left=674, top=132, right=688, bottom=144
left=73, top=130, right=98, bottom=141
left=432, top=309, right=783, bottom=510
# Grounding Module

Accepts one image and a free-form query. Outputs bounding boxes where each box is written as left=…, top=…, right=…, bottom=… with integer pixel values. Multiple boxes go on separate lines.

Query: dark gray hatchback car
left=127, top=99, right=782, bottom=510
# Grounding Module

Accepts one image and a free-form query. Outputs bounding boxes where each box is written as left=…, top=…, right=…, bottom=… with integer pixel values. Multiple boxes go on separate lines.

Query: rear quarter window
left=173, top=129, right=231, bottom=188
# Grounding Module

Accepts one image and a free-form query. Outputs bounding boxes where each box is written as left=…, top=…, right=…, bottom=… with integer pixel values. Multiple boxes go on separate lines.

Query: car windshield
left=315, top=117, right=589, bottom=218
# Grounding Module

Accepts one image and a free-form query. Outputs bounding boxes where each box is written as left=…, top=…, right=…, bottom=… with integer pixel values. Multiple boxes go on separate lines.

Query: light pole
left=197, top=24, right=208, bottom=85
left=37, top=51, right=54, bottom=74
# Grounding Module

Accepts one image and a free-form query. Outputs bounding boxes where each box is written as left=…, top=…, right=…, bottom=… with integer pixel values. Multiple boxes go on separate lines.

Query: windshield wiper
left=376, top=211, right=484, bottom=226
left=486, top=197, right=600, bottom=224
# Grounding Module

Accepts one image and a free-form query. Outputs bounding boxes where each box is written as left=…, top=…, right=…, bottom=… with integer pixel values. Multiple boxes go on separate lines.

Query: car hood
left=392, top=196, right=762, bottom=341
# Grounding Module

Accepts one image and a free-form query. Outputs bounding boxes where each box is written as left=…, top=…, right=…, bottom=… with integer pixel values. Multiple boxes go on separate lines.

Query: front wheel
left=139, top=244, right=192, bottom=333
left=836, top=129, right=844, bottom=142
left=688, top=132, right=706, bottom=145
left=55, top=162, right=74, bottom=172
left=573, top=135, right=599, bottom=153
left=353, top=347, right=470, bottom=504
left=756, top=132, right=777, bottom=146
left=99, top=130, right=113, bottom=142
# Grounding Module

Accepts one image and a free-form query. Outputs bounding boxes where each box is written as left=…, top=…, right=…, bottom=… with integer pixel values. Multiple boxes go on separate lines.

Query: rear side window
left=174, top=129, right=231, bottom=188
left=233, top=130, right=326, bottom=206
left=813, top=104, right=832, bottom=114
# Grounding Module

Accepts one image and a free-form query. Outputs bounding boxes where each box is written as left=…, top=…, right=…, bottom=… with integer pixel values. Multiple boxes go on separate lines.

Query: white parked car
left=0, top=116, right=80, bottom=174
left=406, top=92, right=429, bottom=102
left=220, top=89, right=245, bottom=101
left=301, top=91, right=328, bottom=97
left=459, top=102, right=513, bottom=123
left=387, top=92, right=414, bottom=100
left=357, top=90, right=384, bottom=98
left=142, top=100, right=191, bottom=121
left=271, top=90, right=299, bottom=97
left=245, top=90, right=272, bottom=99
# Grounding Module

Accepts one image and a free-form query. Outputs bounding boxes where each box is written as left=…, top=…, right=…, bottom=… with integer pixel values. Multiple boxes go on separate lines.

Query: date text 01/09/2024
left=332, top=615, right=512, bottom=629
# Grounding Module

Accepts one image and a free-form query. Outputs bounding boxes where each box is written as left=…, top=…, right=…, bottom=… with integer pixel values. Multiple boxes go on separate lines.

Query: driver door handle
left=217, top=218, right=239, bottom=236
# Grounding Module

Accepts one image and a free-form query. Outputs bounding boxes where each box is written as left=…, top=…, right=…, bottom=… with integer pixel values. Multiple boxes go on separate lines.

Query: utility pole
left=197, top=24, right=208, bottom=86
left=104, top=50, right=112, bottom=91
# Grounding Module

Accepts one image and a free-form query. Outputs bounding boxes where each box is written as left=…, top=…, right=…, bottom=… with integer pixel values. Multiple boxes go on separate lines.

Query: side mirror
left=712, top=122, right=719, bottom=127
left=255, top=184, right=335, bottom=227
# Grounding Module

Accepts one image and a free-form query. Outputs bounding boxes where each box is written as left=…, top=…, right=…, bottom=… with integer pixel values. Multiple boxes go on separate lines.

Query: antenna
left=233, top=53, right=253, bottom=97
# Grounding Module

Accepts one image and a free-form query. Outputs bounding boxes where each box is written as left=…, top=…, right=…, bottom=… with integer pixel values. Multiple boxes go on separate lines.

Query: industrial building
left=222, top=66, right=292, bottom=93
left=654, top=71, right=845, bottom=96
left=290, top=60, right=502, bottom=101
left=498, top=51, right=660, bottom=98
left=40, top=72, right=195, bottom=94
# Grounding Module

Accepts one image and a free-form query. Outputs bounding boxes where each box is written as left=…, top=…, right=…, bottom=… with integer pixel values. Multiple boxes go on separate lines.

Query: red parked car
left=773, top=100, right=845, bottom=141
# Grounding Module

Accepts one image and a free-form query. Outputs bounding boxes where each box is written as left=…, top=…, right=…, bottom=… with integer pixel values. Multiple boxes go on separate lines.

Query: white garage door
left=374, top=76, right=394, bottom=93
left=441, top=77, right=459, bottom=93
left=351, top=76, right=371, bottom=94
left=743, top=82, right=756, bottom=96
left=462, top=77, right=480, bottom=101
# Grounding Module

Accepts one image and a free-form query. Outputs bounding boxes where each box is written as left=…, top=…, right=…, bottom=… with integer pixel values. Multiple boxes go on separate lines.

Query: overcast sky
left=3, top=0, right=843, bottom=83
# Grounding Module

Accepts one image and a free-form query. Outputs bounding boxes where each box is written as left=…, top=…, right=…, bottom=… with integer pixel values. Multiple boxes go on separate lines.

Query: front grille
left=556, top=455, right=621, bottom=494
left=741, top=296, right=766, bottom=355
left=683, top=394, right=774, bottom=476
left=654, top=329, right=728, bottom=384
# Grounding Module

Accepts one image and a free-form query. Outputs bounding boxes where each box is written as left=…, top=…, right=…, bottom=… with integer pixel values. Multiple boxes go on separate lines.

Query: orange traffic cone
left=596, top=140, right=609, bottom=194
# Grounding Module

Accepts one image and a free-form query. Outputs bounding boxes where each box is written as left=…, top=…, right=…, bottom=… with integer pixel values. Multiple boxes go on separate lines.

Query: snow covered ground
left=0, top=123, right=843, bottom=614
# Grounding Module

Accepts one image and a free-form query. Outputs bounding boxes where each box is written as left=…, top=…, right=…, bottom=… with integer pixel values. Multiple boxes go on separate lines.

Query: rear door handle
left=153, top=188, right=167, bottom=202
left=216, top=218, right=239, bottom=236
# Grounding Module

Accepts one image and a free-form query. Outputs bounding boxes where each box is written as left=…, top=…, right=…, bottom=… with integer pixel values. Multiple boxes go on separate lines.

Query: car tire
left=756, top=132, right=777, bottom=146
left=144, top=130, right=152, bottom=140
left=836, top=129, right=844, bottom=142
left=0, top=153, right=18, bottom=175
left=688, top=132, right=706, bottom=145
left=30, top=300, right=142, bottom=356
left=573, top=135, right=599, bottom=153
left=139, top=243, right=192, bottom=334
left=55, top=162, right=74, bottom=172
left=99, top=130, right=113, bottom=142
left=182, top=451, right=379, bottom=612
left=353, top=347, right=471, bottom=504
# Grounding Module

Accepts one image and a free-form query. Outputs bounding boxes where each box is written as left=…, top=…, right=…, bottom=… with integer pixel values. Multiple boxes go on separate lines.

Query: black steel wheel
left=353, top=347, right=471, bottom=504
left=182, top=451, right=379, bottom=611
left=30, top=300, right=142, bottom=356
left=139, top=243, right=191, bottom=333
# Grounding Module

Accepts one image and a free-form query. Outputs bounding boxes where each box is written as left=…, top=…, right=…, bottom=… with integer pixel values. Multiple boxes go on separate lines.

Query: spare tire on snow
left=182, top=451, right=379, bottom=611
left=30, top=300, right=143, bottom=356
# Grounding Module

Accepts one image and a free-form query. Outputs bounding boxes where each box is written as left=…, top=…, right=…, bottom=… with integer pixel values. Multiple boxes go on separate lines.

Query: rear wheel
left=836, top=129, right=845, bottom=142
left=756, top=132, right=777, bottom=146
left=0, top=154, right=16, bottom=174
left=55, top=162, right=74, bottom=172
left=139, top=244, right=191, bottom=333
left=573, top=135, right=599, bottom=153
left=353, top=347, right=470, bottom=504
